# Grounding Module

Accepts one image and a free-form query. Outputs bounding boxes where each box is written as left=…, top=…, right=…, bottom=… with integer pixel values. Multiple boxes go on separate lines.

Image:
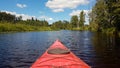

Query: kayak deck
left=31, top=40, right=91, bottom=68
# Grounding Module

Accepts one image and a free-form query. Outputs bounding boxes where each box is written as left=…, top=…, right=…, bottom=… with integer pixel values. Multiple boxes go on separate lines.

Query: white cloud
left=1, top=10, right=54, bottom=24
left=69, top=10, right=91, bottom=24
left=17, top=3, right=27, bottom=8
left=46, top=0, right=89, bottom=12
left=39, top=16, right=53, bottom=21
left=20, top=14, right=36, bottom=20
left=53, top=9, right=64, bottom=12
left=39, top=16, right=54, bottom=24
left=69, top=10, right=90, bottom=16
left=1, top=10, right=36, bottom=20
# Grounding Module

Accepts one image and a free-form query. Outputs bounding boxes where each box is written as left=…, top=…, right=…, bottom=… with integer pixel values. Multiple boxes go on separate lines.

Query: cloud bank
left=69, top=10, right=90, bottom=16
left=39, top=16, right=53, bottom=21
left=46, top=0, right=89, bottom=12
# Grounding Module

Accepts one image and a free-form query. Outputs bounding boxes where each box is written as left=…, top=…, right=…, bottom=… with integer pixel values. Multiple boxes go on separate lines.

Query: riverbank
left=89, top=26, right=120, bottom=37
left=0, top=23, right=52, bottom=32
left=1, top=23, right=120, bottom=37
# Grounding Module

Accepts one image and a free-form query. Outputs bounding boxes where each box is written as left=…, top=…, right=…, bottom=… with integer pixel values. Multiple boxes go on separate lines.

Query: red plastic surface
left=30, top=40, right=91, bottom=68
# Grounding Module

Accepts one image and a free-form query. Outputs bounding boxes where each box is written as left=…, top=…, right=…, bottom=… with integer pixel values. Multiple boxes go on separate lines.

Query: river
left=0, top=30, right=120, bottom=68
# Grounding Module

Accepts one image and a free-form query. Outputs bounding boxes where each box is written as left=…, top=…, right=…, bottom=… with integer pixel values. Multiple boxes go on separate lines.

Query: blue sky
left=0, top=0, right=96, bottom=24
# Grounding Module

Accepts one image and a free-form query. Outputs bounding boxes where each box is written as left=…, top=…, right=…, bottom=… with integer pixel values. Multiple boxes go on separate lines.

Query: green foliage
left=79, top=11, right=85, bottom=27
left=0, top=11, right=51, bottom=32
left=72, top=25, right=90, bottom=31
left=70, top=15, right=78, bottom=28
left=90, top=0, right=108, bottom=30
left=0, top=12, right=15, bottom=22
left=102, top=27, right=116, bottom=35
left=51, top=20, right=71, bottom=30
left=0, top=10, right=87, bottom=32
left=70, top=10, right=85, bottom=30
left=0, top=22, right=52, bottom=32
left=89, top=21, right=99, bottom=31
left=89, top=0, right=120, bottom=34
left=0, top=11, right=49, bottom=27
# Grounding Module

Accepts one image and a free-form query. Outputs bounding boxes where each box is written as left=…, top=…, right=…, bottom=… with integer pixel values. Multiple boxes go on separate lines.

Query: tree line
left=51, top=10, right=86, bottom=30
left=0, top=11, right=51, bottom=32
left=89, top=0, right=120, bottom=34
left=71, top=11, right=85, bottom=29
left=0, top=11, right=86, bottom=31
left=0, top=11, right=49, bottom=27
left=1, top=0, right=120, bottom=33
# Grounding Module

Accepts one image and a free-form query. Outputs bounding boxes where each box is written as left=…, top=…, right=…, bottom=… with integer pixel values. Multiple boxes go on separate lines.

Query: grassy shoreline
left=1, top=23, right=120, bottom=37
left=0, top=23, right=52, bottom=32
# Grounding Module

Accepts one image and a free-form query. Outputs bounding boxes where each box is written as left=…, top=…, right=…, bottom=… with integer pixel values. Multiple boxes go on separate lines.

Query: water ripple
left=0, top=31, right=120, bottom=68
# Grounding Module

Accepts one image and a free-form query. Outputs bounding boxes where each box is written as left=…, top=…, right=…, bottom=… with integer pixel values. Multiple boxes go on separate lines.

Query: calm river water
left=0, top=30, right=120, bottom=68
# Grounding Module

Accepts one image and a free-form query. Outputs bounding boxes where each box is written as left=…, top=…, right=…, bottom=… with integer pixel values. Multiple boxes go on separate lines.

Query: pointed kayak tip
left=31, top=39, right=91, bottom=68
left=55, top=39, right=61, bottom=42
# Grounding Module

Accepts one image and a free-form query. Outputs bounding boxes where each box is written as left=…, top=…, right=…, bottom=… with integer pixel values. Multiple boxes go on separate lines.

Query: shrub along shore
left=0, top=22, right=52, bottom=32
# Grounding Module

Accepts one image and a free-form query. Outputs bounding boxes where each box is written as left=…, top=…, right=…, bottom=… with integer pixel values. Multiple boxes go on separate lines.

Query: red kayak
left=31, top=39, right=91, bottom=68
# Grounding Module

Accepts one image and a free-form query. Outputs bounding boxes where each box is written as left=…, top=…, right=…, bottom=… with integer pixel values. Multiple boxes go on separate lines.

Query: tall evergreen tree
left=79, top=11, right=85, bottom=27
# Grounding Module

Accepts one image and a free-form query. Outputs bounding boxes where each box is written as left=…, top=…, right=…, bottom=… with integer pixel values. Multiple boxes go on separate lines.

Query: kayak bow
left=31, top=39, right=91, bottom=68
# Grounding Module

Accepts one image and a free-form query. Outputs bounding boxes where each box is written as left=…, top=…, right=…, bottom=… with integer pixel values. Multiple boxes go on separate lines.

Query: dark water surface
left=0, top=30, right=120, bottom=68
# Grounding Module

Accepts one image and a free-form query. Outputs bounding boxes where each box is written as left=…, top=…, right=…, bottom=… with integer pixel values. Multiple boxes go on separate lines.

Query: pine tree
left=79, top=11, right=85, bottom=27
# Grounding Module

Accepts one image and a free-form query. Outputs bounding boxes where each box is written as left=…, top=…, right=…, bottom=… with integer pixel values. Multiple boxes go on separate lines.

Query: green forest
left=0, top=0, right=120, bottom=36
left=89, top=0, right=120, bottom=35
left=0, top=10, right=86, bottom=32
left=0, top=11, right=51, bottom=32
